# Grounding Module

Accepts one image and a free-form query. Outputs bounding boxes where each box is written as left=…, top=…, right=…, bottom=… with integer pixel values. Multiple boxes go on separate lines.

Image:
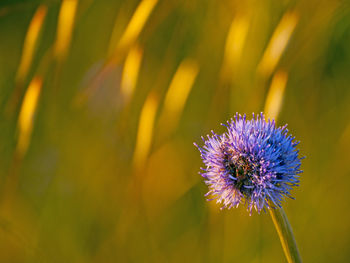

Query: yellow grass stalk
left=54, top=0, right=78, bottom=61
left=117, top=0, right=158, bottom=53
left=16, top=5, right=47, bottom=85
left=257, top=11, right=298, bottom=77
left=16, top=76, right=43, bottom=157
left=222, top=13, right=250, bottom=78
left=264, top=70, right=288, bottom=122
left=162, top=59, right=199, bottom=129
left=133, top=92, right=158, bottom=170
left=121, top=44, right=143, bottom=102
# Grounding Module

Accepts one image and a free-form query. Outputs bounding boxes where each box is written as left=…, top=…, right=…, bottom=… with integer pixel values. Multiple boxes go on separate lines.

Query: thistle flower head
left=194, top=113, right=303, bottom=214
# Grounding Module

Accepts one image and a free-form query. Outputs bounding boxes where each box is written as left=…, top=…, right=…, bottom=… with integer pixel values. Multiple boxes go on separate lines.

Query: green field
left=0, top=0, right=350, bottom=262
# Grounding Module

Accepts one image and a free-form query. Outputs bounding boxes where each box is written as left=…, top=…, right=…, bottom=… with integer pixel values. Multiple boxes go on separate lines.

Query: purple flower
left=194, top=113, right=303, bottom=214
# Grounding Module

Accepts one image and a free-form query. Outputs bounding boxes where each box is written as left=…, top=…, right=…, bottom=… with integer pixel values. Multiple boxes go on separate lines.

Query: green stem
left=269, top=207, right=302, bottom=263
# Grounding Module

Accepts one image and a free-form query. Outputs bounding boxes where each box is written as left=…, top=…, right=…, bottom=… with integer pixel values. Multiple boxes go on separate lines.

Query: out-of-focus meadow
left=0, top=0, right=350, bottom=262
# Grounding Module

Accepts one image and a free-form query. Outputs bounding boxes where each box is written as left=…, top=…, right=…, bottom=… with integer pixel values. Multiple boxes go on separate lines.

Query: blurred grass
left=0, top=0, right=350, bottom=262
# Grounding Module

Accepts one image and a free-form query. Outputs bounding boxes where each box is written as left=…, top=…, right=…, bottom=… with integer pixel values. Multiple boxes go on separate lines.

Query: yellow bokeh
left=17, top=76, right=42, bottom=157
left=16, top=5, right=47, bottom=84
left=160, top=59, right=199, bottom=135
left=133, top=92, right=158, bottom=170
left=117, top=0, right=158, bottom=52
left=54, top=0, right=78, bottom=60
left=264, top=70, right=288, bottom=121
left=258, top=11, right=298, bottom=77
left=121, top=44, right=143, bottom=102
left=222, top=13, right=250, bottom=77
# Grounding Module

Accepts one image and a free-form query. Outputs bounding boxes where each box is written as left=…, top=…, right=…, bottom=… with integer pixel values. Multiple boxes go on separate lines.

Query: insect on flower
left=194, top=113, right=303, bottom=214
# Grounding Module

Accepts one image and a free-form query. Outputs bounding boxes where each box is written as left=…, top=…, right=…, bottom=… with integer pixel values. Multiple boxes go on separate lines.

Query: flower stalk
left=269, top=207, right=302, bottom=263
left=195, top=113, right=303, bottom=262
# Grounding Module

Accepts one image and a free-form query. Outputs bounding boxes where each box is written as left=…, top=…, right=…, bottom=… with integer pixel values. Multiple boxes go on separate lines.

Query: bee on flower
left=194, top=113, right=303, bottom=214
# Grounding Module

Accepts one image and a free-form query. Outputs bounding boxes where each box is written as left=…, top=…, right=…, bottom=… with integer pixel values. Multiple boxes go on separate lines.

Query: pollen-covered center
left=223, top=153, right=255, bottom=196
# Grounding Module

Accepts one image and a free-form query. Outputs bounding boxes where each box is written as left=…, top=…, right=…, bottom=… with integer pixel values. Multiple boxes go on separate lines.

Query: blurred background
left=0, top=0, right=350, bottom=262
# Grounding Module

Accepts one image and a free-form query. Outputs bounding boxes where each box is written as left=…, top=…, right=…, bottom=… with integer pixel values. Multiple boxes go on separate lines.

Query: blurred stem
left=269, top=207, right=302, bottom=263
